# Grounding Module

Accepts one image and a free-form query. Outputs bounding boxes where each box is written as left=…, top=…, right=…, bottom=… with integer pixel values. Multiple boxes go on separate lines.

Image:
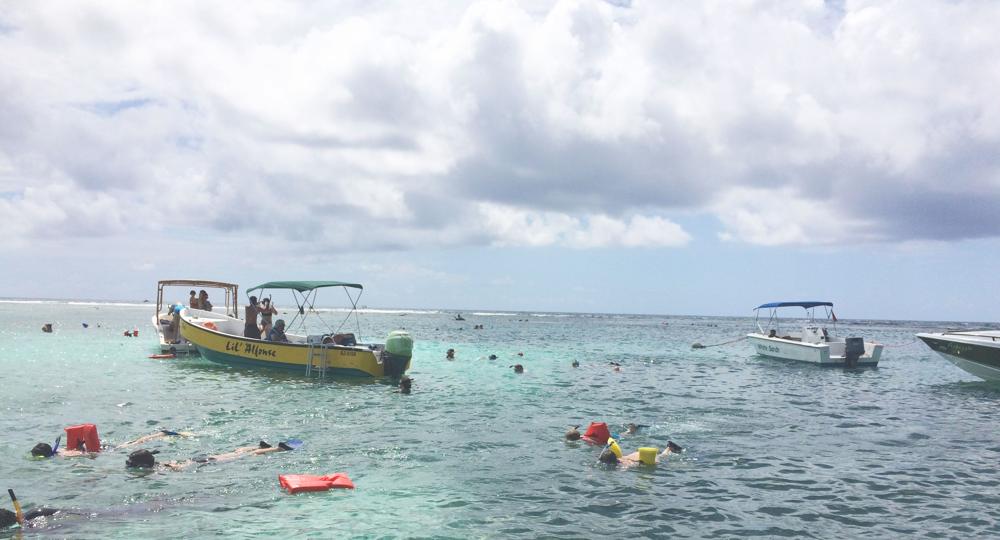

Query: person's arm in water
left=116, top=430, right=194, bottom=450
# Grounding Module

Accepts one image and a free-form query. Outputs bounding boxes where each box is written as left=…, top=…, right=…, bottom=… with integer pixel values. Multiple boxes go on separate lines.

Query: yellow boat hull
left=179, top=317, right=409, bottom=377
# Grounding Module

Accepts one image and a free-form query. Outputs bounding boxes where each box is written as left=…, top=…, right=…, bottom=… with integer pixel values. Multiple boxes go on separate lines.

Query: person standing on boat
left=244, top=296, right=262, bottom=339
left=188, top=290, right=199, bottom=309
left=259, top=298, right=277, bottom=337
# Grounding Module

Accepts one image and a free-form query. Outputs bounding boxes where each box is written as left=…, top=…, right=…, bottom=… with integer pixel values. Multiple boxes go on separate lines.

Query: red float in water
left=279, top=473, right=355, bottom=494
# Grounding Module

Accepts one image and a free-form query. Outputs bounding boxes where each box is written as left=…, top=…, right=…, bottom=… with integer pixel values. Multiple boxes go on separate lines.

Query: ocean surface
left=2, top=300, right=1000, bottom=538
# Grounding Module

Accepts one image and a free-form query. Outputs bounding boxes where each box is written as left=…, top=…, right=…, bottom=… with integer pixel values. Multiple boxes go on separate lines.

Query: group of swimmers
left=564, top=422, right=683, bottom=468
left=27, top=426, right=301, bottom=471
left=5, top=426, right=303, bottom=530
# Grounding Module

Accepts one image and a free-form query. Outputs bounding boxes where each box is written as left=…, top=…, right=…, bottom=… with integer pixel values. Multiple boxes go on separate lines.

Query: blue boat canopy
left=247, top=281, right=363, bottom=293
left=755, top=301, right=833, bottom=310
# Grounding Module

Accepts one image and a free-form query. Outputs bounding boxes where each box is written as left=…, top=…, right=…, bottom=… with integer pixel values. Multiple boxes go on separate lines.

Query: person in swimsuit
left=188, top=290, right=199, bottom=309
left=258, top=298, right=277, bottom=337
left=599, top=441, right=683, bottom=468
left=127, top=440, right=301, bottom=471
left=244, top=296, right=261, bottom=339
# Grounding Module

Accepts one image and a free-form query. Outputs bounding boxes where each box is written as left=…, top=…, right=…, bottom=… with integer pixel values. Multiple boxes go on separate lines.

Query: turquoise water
left=2, top=301, right=1000, bottom=538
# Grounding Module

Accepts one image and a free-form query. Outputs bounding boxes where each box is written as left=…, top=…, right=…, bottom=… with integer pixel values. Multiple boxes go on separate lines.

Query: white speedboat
left=916, top=330, right=1000, bottom=381
left=747, top=301, right=883, bottom=367
left=151, top=279, right=239, bottom=355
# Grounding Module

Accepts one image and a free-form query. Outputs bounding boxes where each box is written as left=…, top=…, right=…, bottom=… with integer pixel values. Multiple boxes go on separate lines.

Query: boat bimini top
left=754, top=301, right=833, bottom=310
left=753, top=301, right=836, bottom=335
left=246, top=280, right=365, bottom=336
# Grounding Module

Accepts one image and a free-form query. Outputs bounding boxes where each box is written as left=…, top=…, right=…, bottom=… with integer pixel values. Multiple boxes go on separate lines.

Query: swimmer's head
left=125, top=448, right=159, bottom=468
left=512, top=364, right=524, bottom=374
left=571, top=360, right=579, bottom=367
left=667, top=441, right=683, bottom=453
left=598, top=448, right=619, bottom=464
left=399, top=376, right=412, bottom=393
left=488, top=354, right=497, bottom=360
left=31, top=442, right=54, bottom=458
left=626, top=423, right=639, bottom=434
left=565, top=425, right=581, bottom=441
left=0, top=508, right=17, bottom=528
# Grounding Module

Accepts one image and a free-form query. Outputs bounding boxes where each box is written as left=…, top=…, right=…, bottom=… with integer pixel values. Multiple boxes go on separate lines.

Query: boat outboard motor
left=381, top=330, right=413, bottom=378
left=844, top=337, right=865, bottom=368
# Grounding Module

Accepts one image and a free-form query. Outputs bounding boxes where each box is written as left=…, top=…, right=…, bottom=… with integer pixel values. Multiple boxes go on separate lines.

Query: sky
left=1, top=0, right=999, bottom=321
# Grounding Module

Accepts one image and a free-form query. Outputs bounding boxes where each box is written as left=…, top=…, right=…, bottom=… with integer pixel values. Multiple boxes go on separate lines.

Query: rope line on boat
left=692, top=336, right=747, bottom=349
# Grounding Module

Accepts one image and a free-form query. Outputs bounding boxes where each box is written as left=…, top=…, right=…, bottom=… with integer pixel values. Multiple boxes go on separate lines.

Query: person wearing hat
left=599, top=441, right=683, bottom=468
left=267, top=319, right=289, bottom=342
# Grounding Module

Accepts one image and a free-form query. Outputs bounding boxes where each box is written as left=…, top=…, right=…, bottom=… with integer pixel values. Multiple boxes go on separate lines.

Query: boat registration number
left=756, top=344, right=780, bottom=353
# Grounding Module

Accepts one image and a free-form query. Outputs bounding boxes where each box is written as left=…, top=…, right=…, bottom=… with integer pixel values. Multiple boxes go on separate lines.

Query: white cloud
left=478, top=202, right=689, bottom=247
left=0, top=0, right=998, bottom=252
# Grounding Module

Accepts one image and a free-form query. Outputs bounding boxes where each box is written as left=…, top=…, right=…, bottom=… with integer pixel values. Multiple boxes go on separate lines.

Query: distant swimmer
left=599, top=441, right=683, bottom=468
left=571, top=360, right=580, bottom=368
left=41, top=323, right=53, bottom=333
left=488, top=354, right=498, bottom=360
left=511, top=364, right=524, bottom=374
left=397, top=376, right=413, bottom=394
left=446, top=348, right=455, bottom=360
left=623, top=423, right=646, bottom=436
left=565, top=425, right=581, bottom=441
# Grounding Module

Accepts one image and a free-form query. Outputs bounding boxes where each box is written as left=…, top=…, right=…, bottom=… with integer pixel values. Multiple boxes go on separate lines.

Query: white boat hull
left=747, top=334, right=882, bottom=366
left=152, top=310, right=217, bottom=354
left=916, top=331, right=1000, bottom=381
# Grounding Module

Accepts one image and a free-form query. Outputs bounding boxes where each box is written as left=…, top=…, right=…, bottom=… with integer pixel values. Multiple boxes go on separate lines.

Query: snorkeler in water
left=565, top=425, right=581, bottom=441
left=128, top=440, right=303, bottom=471
left=598, top=441, right=683, bottom=468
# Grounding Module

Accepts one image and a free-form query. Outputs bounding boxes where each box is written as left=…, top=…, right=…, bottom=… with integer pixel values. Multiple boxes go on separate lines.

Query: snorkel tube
left=7, top=489, right=24, bottom=527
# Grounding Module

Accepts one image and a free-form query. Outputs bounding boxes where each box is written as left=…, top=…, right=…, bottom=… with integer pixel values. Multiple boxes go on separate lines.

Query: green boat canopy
left=247, top=281, right=364, bottom=293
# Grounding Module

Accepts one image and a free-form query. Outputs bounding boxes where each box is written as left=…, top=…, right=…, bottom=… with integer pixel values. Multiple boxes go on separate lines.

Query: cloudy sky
left=1, top=0, right=999, bottom=320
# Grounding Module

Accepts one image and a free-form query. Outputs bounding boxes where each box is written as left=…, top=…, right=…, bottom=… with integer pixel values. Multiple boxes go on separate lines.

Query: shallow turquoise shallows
left=2, top=301, right=1000, bottom=538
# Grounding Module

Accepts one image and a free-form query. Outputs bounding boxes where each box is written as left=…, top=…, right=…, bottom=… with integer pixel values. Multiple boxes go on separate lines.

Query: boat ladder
left=306, top=344, right=329, bottom=378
